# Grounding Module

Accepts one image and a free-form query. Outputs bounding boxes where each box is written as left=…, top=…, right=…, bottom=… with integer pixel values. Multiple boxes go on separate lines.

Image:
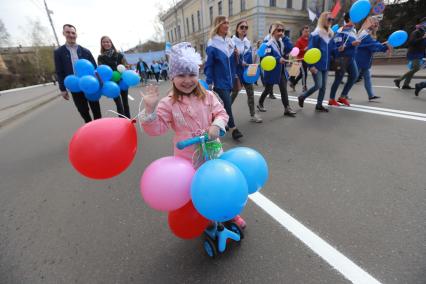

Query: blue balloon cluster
left=63, top=59, right=140, bottom=101
left=388, top=30, right=408, bottom=48
left=349, top=0, right=371, bottom=24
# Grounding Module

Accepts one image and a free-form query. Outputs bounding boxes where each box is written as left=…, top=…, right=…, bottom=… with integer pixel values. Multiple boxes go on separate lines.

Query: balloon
left=78, top=75, right=100, bottom=94
left=331, top=24, right=340, bottom=33
left=74, top=59, right=95, bottom=77
left=85, top=89, right=102, bottom=101
left=304, top=48, right=321, bottom=64
left=119, top=80, right=129, bottom=91
left=168, top=201, right=210, bottom=239
left=388, top=30, right=408, bottom=48
left=260, top=56, right=277, bottom=71
left=96, top=65, right=113, bottom=82
left=102, top=81, right=120, bottom=98
left=199, top=79, right=209, bottom=90
left=242, top=66, right=260, bottom=84
left=219, top=147, right=268, bottom=194
left=349, top=0, right=371, bottom=24
left=122, top=70, right=140, bottom=87
left=165, top=42, right=172, bottom=50
left=290, top=47, right=300, bottom=57
left=69, top=118, right=137, bottom=179
left=140, top=156, right=195, bottom=212
left=117, top=64, right=126, bottom=73
left=112, top=71, right=121, bottom=82
left=191, top=159, right=248, bottom=222
left=257, top=43, right=267, bottom=57
left=64, top=75, right=81, bottom=92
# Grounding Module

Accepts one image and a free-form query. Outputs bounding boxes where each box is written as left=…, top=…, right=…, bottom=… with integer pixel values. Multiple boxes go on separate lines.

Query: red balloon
left=168, top=201, right=210, bottom=239
left=69, top=118, right=137, bottom=179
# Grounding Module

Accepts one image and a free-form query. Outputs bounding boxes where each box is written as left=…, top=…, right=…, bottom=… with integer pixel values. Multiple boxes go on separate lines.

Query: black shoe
left=257, top=104, right=267, bottom=112
left=315, top=105, right=329, bottom=112
left=356, top=77, right=362, bottom=83
left=231, top=128, right=243, bottom=140
left=415, top=84, right=421, bottom=96
left=298, top=96, right=305, bottom=108
left=340, top=81, right=345, bottom=85
left=402, top=85, right=413, bottom=90
left=394, top=79, right=401, bottom=88
left=225, top=126, right=229, bottom=131
left=269, top=94, right=277, bottom=99
left=369, top=95, right=381, bottom=101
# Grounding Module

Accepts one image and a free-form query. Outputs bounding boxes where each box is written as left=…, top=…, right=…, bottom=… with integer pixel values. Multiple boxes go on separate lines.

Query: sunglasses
left=327, top=18, right=334, bottom=22
left=276, top=28, right=284, bottom=32
left=239, top=25, right=249, bottom=30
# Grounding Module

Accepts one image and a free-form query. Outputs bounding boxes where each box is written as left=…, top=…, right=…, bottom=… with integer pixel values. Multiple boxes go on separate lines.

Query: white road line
left=250, top=192, right=382, bottom=284
left=0, top=83, right=54, bottom=95
left=372, top=85, right=398, bottom=89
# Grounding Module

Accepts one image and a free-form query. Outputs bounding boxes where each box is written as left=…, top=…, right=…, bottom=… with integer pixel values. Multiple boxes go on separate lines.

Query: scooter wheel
left=227, top=222, right=244, bottom=240
left=203, top=237, right=218, bottom=258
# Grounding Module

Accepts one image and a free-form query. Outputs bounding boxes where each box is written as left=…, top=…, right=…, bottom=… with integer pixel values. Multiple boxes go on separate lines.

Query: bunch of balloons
left=63, top=59, right=140, bottom=101
left=140, top=147, right=269, bottom=239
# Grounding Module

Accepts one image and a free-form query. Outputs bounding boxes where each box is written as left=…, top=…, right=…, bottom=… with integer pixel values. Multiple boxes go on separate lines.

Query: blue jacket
left=204, top=35, right=237, bottom=90
left=333, top=26, right=358, bottom=59
left=308, top=28, right=335, bottom=71
left=231, top=35, right=253, bottom=84
left=262, top=37, right=293, bottom=85
left=355, top=34, right=388, bottom=69
left=54, top=44, right=97, bottom=92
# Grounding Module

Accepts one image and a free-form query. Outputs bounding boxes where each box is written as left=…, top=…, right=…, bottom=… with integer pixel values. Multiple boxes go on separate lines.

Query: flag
left=331, top=1, right=341, bottom=18
left=308, top=8, right=317, bottom=22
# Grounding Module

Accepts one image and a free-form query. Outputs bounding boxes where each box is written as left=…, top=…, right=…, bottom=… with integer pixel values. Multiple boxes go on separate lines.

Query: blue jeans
left=360, top=68, right=375, bottom=99
left=302, top=70, right=328, bottom=106
left=330, top=58, right=359, bottom=99
left=213, top=88, right=235, bottom=128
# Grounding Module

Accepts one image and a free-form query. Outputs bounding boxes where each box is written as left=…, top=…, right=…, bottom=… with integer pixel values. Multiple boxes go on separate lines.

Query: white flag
left=308, top=8, right=317, bottom=22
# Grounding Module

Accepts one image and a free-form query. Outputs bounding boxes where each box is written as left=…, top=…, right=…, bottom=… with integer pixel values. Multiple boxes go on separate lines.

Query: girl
left=140, top=42, right=246, bottom=228
left=355, top=16, right=390, bottom=101
left=230, top=20, right=262, bottom=123
left=257, top=22, right=296, bottom=117
left=298, top=12, right=335, bottom=112
left=98, top=36, right=131, bottom=118
left=205, top=16, right=244, bottom=140
left=289, top=25, right=310, bottom=92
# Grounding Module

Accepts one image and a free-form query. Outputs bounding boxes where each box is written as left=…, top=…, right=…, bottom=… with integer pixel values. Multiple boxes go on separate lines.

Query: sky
left=0, top=0, right=174, bottom=57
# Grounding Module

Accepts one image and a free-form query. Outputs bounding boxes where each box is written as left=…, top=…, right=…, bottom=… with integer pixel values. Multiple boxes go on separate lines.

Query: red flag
left=331, top=0, right=341, bottom=19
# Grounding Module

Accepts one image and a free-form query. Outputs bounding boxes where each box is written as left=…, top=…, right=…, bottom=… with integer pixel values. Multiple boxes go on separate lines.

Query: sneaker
left=231, top=128, right=243, bottom=140
left=284, top=106, right=296, bottom=117
left=250, top=113, right=263, bottom=123
left=328, top=99, right=340, bottom=106
left=298, top=95, right=305, bottom=108
left=369, top=95, right=381, bottom=101
left=402, top=85, right=413, bottom=90
left=394, top=79, right=401, bottom=88
left=269, top=94, right=277, bottom=99
left=415, top=83, right=421, bottom=96
left=232, top=215, right=247, bottom=229
left=315, top=105, right=329, bottom=112
left=338, top=97, right=350, bottom=106
left=257, top=104, right=267, bottom=112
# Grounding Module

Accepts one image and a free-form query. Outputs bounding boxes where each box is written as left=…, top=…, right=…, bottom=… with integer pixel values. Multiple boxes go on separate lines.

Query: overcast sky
left=1, top=0, right=173, bottom=56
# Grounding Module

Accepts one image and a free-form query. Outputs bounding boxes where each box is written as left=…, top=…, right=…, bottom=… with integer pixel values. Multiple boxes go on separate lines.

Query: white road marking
left=0, top=83, right=54, bottom=95
left=372, top=85, right=398, bottom=89
left=250, top=192, right=382, bottom=284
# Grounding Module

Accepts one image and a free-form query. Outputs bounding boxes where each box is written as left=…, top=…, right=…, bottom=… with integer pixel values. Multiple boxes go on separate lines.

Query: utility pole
left=44, top=0, right=60, bottom=46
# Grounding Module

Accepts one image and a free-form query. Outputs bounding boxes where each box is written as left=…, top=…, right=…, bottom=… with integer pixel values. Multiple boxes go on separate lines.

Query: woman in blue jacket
left=257, top=22, right=296, bottom=117
left=298, top=12, right=335, bottom=112
left=356, top=16, right=390, bottom=101
left=230, top=20, right=262, bottom=123
left=205, top=16, right=243, bottom=140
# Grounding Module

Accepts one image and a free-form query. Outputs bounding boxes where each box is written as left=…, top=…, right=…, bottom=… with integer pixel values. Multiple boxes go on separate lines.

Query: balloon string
left=107, top=110, right=131, bottom=120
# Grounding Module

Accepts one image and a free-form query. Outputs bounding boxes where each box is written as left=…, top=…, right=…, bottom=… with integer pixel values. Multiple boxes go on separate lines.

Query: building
left=160, top=0, right=334, bottom=58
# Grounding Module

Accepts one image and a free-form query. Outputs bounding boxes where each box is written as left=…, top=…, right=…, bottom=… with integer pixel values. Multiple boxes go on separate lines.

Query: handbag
left=288, top=62, right=301, bottom=77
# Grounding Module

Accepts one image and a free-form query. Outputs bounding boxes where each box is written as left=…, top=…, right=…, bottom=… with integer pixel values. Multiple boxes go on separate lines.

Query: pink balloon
left=140, top=156, right=195, bottom=212
left=290, top=47, right=300, bottom=57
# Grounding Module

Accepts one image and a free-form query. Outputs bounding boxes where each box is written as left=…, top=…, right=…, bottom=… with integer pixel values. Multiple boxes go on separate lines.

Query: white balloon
left=117, top=64, right=126, bottom=73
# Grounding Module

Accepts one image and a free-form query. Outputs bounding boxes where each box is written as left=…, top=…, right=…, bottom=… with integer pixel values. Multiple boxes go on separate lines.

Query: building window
left=218, top=1, right=222, bottom=15
left=240, top=0, right=246, bottom=12
left=209, top=6, right=213, bottom=25
left=186, top=18, right=190, bottom=35
left=177, top=25, right=181, bottom=39
left=197, top=10, right=201, bottom=31
left=302, top=0, right=307, bottom=10
left=287, top=0, right=292, bottom=9
left=200, top=44, right=204, bottom=57
left=191, top=14, right=195, bottom=33
left=229, top=0, right=233, bottom=16
left=167, top=31, right=170, bottom=42
left=270, top=0, right=276, bottom=7
left=173, top=27, right=176, bottom=41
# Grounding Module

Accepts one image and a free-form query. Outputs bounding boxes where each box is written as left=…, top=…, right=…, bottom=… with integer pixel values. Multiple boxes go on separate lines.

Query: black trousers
left=113, top=90, right=130, bottom=118
left=71, top=92, right=101, bottom=123
left=259, top=75, right=289, bottom=108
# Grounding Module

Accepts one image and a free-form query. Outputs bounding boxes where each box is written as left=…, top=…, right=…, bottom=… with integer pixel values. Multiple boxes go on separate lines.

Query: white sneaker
left=250, top=113, right=263, bottom=123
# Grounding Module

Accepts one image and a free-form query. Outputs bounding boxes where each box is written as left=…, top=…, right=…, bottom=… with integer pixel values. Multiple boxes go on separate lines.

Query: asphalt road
left=0, top=77, right=425, bottom=284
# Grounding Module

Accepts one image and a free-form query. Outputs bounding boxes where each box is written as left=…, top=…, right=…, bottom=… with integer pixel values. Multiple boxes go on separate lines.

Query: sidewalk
left=369, top=64, right=426, bottom=79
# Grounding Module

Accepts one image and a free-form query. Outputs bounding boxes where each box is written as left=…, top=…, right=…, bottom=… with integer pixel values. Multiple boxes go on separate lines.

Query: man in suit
left=54, top=24, right=101, bottom=123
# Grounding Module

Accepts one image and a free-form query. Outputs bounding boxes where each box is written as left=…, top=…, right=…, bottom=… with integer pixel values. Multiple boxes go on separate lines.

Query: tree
left=0, top=19, right=10, bottom=47
left=152, top=2, right=166, bottom=42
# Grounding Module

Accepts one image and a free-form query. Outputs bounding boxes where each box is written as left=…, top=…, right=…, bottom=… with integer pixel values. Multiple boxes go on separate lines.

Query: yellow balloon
left=304, top=48, right=322, bottom=64
left=260, top=56, right=277, bottom=71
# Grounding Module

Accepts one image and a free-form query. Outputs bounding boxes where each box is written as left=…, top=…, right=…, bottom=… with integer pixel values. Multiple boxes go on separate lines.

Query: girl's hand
left=352, top=40, right=361, bottom=47
left=279, top=58, right=286, bottom=64
left=140, top=84, right=160, bottom=113
left=338, top=45, right=345, bottom=52
left=207, top=125, right=220, bottom=140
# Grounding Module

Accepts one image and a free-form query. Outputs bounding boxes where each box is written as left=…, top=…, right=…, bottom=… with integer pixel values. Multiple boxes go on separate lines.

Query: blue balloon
left=122, top=70, right=140, bottom=87
left=74, top=59, right=95, bottom=77
left=64, top=75, right=81, bottom=92
left=118, top=80, right=129, bottom=91
left=198, top=79, right=209, bottom=89
left=96, top=65, right=113, bottom=82
left=257, top=43, right=267, bottom=57
left=349, top=0, right=371, bottom=23
left=85, top=89, right=102, bottom=101
left=331, top=24, right=339, bottom=33
left=165, top=42, right=172, bottom=50
left=388, top=30, right=408, bottom=48
left=78, top=75, right=100, bottom=94
left=219, top=147, right=268, bottom=194
left=242, top=66, right=261, bottom=84
left=102, top=81, right=120, bottom=98
left=191, top=160, right=248, bottom=222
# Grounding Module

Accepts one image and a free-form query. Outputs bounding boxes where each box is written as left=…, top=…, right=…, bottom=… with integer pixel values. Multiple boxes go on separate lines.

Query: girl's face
left=173, top=74, right=198, bottom=94
left=218, top=20, right=230, bottom=36
left=102, top=37, right=112, bottom=50
left=273, top=26, right=284, bottom=39
left=302, top=27, right=310, bottom=37
left=326, top=15, right=333, bottom=28
left=237, top=22, right=248, bottom=37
